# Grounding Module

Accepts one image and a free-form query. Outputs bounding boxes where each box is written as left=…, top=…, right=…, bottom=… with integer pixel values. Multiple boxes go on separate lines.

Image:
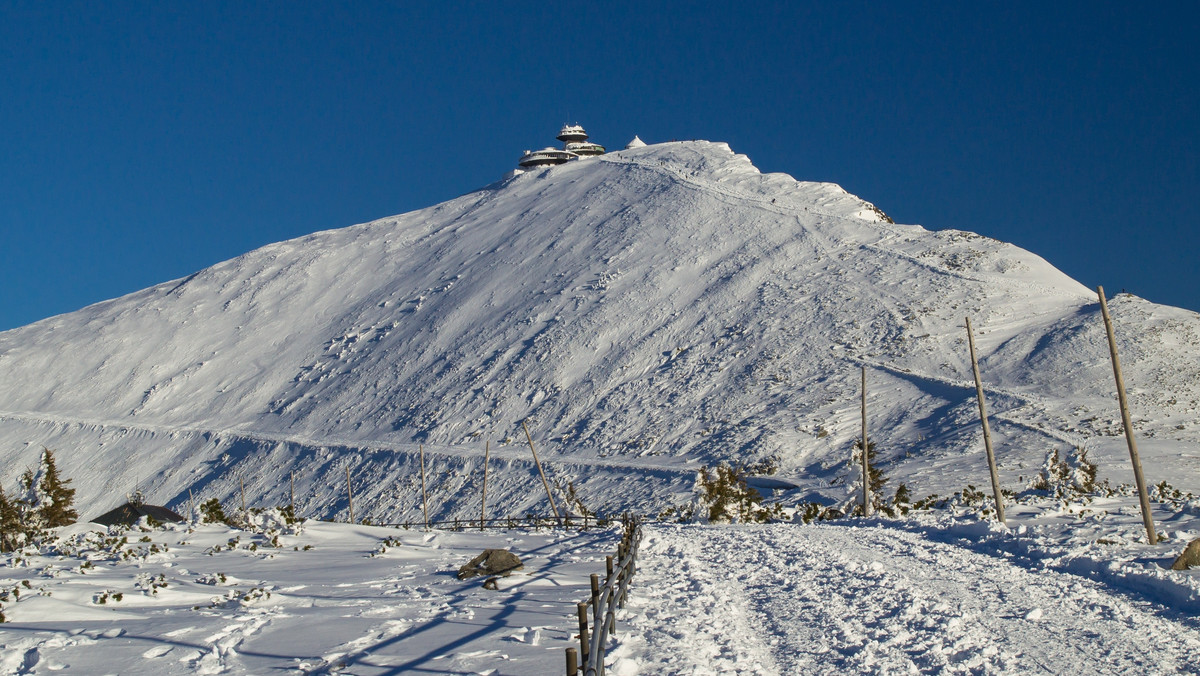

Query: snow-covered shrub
left=795, top=502, right=844, bottom=524
left=691, top=464, right=783, bottom=524
left=1029, top=445, right=1100, bottom=501
left=847, top=439, right=892, bottom=516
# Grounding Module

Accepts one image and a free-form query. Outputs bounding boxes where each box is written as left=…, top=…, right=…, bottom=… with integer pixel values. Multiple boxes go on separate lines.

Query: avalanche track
left=613, top=523, right=1200, bottom=675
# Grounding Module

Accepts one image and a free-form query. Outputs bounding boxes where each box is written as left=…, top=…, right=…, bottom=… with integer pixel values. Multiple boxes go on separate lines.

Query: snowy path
left=612, top=523, right=1200, bottom=675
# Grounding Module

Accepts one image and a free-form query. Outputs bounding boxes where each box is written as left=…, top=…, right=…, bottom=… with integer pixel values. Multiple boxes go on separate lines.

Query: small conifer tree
left=0, top=486, right=21, bottom=553
left=37, top=449, right=77, bottom=528
left=200, top=498, right=228, bottom=525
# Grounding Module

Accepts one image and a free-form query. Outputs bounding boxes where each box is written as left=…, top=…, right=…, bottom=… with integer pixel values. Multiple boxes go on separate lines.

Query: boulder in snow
left=457, top=548, right=523, bottom=579
left=1170, top=538, right=1200, bottom=570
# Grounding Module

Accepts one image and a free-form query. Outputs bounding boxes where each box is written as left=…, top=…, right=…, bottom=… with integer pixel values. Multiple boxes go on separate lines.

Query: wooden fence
left=565, top=516, right=643, bottom=676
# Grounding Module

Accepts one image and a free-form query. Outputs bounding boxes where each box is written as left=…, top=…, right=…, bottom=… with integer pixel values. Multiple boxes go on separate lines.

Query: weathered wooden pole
left=419, top=444, right=430, bottom=529
left=576, top=602, right=590, bottom=665
left=345, top=466, right=355, bottom=524
left=188, top=488, right=195, bottom=520
left=861, top=365, right=872, bottom=517
left=1097, top=286, right=1158, bottom=544
left=566, top=647, right=579, bottom=676
left=239, top=475, right=247, bottom=516
left=289, top=470, right=296, bottom=517
left=523, top=420, right=562, bottom=523
left=480, top=440, right=491, bottom=531
left=966, top=317, right=1007, bottom=524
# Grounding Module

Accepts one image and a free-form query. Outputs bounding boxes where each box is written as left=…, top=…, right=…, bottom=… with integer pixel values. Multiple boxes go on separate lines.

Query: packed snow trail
left=611, top=523, right=1200, bottom=675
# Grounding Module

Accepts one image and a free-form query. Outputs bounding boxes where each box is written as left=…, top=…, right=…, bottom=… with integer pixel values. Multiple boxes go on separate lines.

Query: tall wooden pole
left=860, top=366, right=872, bottom=517
left=240, top=475, right=247, bottom=516
left=345, top=466, right=355, bottom=524
left=289, top=470, right=296, bottom=517
left=480, top=440, right=491, bottom=531
left=966, top=317, right=1006, bottom=524
left=420, top=444, right=430, bottom=529
left=523, top=420, right=562, bottom=523
left=1097, top=287, right=1158, bottom=544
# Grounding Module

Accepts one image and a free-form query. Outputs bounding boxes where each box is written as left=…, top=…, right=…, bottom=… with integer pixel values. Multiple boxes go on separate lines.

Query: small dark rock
left=1171, top=538, right=1200, bottom=571
left=457, top=548, right=523, bottom=580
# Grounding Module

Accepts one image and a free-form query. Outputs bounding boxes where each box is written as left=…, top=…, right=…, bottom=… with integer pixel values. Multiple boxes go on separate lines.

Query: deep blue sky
left=2, top=2, right=1197, bottom=331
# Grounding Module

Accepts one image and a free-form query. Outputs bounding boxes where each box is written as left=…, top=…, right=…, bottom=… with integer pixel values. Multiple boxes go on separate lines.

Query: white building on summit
left=518, top=125, right=606, bottom=168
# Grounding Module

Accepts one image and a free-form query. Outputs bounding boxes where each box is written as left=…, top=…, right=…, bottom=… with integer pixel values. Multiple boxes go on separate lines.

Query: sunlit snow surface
left=2, top=500, right=1199, bottom=675
left=1, top=519, right=619, bottom=675
left=2, top=140, right=1198, bottom=523
left=2, top=139, right=1200, bottom=672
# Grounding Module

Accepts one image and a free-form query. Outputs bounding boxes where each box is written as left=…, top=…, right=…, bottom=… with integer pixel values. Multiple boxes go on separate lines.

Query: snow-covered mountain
left=2, top=140, right=1198, bottom=521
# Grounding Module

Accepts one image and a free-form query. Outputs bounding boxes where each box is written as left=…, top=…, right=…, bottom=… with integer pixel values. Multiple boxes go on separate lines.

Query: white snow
left=1, top=517, right=621, bottom=674
left=2, top=137, right=1200, bottom=672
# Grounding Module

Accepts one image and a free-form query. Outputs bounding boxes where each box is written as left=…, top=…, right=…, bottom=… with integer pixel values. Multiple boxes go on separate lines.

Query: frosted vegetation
left=1, top=140, right=1199, bottom=672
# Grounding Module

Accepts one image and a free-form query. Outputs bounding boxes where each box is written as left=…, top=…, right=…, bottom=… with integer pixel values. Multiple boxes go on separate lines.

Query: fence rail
left=379, top=513, right=611, bottom=531
left=566, top=516, right=642, bottom=676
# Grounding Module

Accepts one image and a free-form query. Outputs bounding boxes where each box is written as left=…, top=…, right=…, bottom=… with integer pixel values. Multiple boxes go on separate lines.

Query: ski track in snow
left=615, top=523, right=1200, bottom=675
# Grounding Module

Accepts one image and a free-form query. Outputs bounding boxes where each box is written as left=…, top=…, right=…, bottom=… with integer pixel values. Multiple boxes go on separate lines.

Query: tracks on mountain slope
left=0, top=409, right=699, bottom=477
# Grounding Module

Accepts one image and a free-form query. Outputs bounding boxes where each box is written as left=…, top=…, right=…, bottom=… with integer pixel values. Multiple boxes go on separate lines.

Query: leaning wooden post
left=523, top=420, right=562, bottom=523
left=480, top=440, right=491, bottom=531
left=345, top=466, right=355, bottom=524
left=420, top=444, right=430, bottom=529
left=860, top=366, right=872, bottom=517
left=1097, top=286, right=1158, bottom=544
left=966, top=317, right=1007, bottom=524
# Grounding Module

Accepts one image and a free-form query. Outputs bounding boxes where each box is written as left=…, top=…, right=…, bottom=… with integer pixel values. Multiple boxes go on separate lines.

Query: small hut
left=91, top=492, right=185, bottom=527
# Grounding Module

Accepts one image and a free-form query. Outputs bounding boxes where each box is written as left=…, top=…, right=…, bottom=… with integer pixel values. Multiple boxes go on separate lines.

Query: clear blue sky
left=2, top=1, right=1197, bottom=331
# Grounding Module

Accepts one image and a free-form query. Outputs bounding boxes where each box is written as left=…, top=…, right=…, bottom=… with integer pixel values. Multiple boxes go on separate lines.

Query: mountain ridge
left=1, top=140, right=1197, bottom=520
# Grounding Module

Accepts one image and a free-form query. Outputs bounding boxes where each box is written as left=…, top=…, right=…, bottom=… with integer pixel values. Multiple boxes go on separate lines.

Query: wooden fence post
left=576, top=602, right=590, bottom=665
left=345, top=466, right=355, bottom=524
left=240, top=475, right=247, bottom=517
left=481, top=440, right=490, bottom=531
left=420, top=444, right=430, bottom=529
left=966, top=317, right=1007, bottom=524
left=860, top=366, right=872, bottom=517
left=523, top=420, right=562, bottom=523
left=566, top=647, right=579, bottom=676
left=1097, top=287, right=1158, bottom=544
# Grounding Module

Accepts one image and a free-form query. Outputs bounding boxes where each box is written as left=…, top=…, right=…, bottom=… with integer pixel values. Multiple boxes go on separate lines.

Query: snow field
left=0, top=520, right=621, bottom=675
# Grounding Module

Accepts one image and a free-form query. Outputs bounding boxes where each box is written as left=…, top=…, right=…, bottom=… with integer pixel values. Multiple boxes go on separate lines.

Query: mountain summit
left=2, top=140, right=1197, bottom=520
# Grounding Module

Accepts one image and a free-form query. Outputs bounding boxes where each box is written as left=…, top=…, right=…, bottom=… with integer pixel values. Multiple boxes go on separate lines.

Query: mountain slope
left=1, top=140, right=1197, bottom=521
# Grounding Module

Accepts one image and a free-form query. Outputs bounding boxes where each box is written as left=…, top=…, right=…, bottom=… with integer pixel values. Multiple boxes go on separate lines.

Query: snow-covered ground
left=617, top=516, right=1200, bottom=675
left=0, top=516, right=620, bottom=675
left=3, top=138, right=1200, bottom=673
left=3, top=487, right=1199, bottom=675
